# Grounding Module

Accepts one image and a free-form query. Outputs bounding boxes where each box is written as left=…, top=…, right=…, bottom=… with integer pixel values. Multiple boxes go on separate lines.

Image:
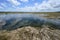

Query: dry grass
left=0, top=12, right=60, bottom=40
left=0, top=26, right=60, bottom=40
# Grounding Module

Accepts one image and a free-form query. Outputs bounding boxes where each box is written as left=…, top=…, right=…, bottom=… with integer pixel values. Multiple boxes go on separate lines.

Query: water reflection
left=0, top=14, right=60, bottom=30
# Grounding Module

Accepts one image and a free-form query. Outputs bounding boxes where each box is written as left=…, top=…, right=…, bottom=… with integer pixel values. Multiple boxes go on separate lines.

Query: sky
left=0, top=0, right=60, bottom=12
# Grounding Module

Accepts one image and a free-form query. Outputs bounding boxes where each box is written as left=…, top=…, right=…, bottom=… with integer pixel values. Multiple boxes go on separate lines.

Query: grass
left=0, top=12, right=60, bottom=40
left=0, top=12, right=60, bottom=18
left=0, top=26, right=60, bottom=40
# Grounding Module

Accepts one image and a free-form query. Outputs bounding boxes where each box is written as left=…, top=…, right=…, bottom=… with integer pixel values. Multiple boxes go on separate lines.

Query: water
left=0, top=14, right=60, bottom=30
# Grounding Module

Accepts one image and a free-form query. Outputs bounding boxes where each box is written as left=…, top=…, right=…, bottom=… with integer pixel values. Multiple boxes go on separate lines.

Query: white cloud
left=0, top=3, right=7, bottom=7
left=0, top=6, right=3, bottom=9
left=34, top=3, right=39, bottom=6
left=44, top=0, right=60, bottom=8
left=1, top=0, right=60, bottom=12
left=20, top=0, right=29, bottom=2
left=17, top=0, right=60, bottom=12
left=8, top=0, right=21, bottom=6
left=49, top=0, right=60, bottom=8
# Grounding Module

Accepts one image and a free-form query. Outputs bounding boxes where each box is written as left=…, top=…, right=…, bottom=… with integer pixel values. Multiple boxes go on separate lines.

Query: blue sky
left=0, top=0, right=60, bottom=12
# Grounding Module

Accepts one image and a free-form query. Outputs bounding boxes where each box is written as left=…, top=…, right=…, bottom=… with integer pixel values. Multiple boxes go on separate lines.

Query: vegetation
left=0, top=12, right=60, bottom=40
left=0, top=26, right=60, bottom=40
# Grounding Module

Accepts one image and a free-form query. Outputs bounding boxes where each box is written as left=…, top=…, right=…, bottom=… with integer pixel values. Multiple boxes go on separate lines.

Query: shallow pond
left=0, top=13, right=60, bottom=30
